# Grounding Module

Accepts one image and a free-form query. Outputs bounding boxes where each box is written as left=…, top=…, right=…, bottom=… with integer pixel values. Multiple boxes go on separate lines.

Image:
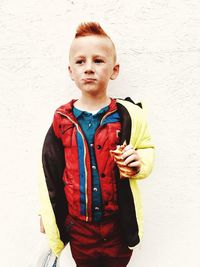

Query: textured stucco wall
left=1, top=0, right=200, bottom=266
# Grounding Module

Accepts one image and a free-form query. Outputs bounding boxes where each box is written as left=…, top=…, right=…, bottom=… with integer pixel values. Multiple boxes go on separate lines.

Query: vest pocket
left=107, top=122, right=121, bottom=149
left=60, top=125, right=75, bottom=147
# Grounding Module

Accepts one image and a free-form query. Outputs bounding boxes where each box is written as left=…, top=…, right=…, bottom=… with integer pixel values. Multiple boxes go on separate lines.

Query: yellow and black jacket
left=39, top=98, right=155, bottom=256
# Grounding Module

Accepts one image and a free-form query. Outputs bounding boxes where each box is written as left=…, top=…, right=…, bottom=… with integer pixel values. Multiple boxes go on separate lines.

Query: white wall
left=1, top=0, right=200, bottom=266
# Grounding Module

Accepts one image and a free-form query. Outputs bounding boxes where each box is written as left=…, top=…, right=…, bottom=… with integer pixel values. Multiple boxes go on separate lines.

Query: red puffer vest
left=52, top=98, right=121, bottom=222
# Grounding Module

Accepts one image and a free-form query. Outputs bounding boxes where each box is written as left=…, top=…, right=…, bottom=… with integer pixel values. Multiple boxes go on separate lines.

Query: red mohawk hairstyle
left=75, top=22, right=110, bottom=38
left=72, top=22, right=117, bottom=63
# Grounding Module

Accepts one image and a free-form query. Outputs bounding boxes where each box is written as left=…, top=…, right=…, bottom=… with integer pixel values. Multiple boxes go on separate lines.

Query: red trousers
left=65, top=214, right=133, bottom=267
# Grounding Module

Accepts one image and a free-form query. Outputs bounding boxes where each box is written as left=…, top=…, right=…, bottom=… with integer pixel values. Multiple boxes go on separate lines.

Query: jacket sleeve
left=42, top=125, right=67, bottom=214
left=129, top=104, right=155, bottom=180
left=39, top=120, right=68, bottom=256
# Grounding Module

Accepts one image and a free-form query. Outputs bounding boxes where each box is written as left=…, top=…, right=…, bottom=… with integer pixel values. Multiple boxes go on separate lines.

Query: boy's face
left=68, top=36, right=119, bottom=96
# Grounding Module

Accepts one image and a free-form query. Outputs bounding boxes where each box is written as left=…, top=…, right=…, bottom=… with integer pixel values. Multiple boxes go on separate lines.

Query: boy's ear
left=110, top=64, right=120, bottom=80
left=68, top=66, right=74, bottom=81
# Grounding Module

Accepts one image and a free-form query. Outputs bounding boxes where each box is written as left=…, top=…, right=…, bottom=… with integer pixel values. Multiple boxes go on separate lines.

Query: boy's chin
left=79, top=85, right=103, bottom=93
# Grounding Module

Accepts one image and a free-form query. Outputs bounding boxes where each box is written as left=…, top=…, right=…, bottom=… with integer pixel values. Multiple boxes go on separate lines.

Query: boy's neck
left=74, top=94, right=111, bottom=111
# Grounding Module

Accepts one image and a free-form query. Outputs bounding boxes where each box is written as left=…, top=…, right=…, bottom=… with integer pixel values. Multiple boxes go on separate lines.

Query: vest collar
left=56, top=98, right=117, bottom=119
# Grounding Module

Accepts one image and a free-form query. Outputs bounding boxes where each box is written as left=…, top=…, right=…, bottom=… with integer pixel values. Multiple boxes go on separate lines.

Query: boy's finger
left=123, top=154, right=138, bottom=165
left=128, top=160, right=141, bottom=168
left=123, top=144, right=134, bottom=152
left=40, top=217, right=45, bottom=234
left=122, top=149, right=138, bottom=160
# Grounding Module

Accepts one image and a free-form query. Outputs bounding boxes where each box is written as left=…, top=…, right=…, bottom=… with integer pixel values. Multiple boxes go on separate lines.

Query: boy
left=39, top=22, right=155, bottom=267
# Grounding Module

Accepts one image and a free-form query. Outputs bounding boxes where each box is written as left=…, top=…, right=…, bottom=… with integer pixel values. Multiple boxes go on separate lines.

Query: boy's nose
left=85, top=69, right=94, bottom=74
left=84, top=62, right=94, bottom=74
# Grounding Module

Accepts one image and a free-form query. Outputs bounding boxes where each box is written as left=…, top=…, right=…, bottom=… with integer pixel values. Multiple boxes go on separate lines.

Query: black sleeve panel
left=116, top=101, right=140, bottom=247
left=42, top=125, right=69, bottom=243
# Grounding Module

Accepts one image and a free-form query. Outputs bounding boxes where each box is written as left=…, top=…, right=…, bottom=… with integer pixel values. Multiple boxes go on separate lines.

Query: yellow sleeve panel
left=129, top=179, right=143, bottom=239
left=38, top=165, right=64, bottom=256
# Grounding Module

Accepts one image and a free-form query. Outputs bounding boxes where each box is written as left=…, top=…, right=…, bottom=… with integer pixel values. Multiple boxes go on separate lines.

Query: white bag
left=35, top=248, right=60, bottom=267
left=29, top=236, right=60, bottom=267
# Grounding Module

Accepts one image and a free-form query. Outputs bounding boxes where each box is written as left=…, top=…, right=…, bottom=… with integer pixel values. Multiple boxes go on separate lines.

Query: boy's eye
left=94, top=59, right=104, bottom=63
left=76, top=60, right=84, bottom=64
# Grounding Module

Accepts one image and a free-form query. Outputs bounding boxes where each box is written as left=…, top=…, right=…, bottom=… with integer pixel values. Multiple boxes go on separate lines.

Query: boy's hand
left=40, top=216, right=45, bottom=234
left=121, top=144, right=141, bottom=173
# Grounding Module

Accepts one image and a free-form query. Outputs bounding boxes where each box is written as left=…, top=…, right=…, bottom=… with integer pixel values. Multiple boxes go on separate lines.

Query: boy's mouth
left=83, top=78, right=97, bottom=83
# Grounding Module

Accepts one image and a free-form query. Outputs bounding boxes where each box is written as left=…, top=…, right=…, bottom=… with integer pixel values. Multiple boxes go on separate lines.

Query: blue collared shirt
left=73, top=105, right=109, bottom=222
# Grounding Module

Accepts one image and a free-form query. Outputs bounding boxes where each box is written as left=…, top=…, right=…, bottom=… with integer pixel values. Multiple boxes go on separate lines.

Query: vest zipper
left=100, top=109, right=117, bottom=126
left=56, top=111, right=89, bottom=222
left=94, top=108, right=118, bottom=150
left=94, top=108, right=118, bottom=171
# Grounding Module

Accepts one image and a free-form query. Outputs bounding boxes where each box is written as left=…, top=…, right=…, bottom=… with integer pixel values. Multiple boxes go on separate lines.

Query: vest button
left=97, top=145, right=101, bottom=149
left=101, top=173, right=105, bottom=177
